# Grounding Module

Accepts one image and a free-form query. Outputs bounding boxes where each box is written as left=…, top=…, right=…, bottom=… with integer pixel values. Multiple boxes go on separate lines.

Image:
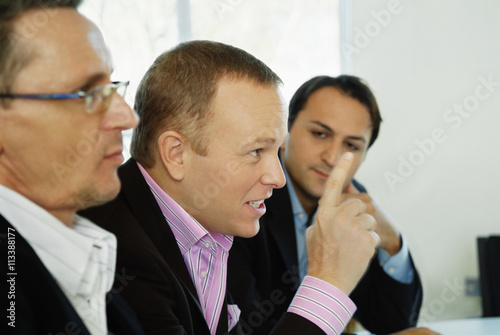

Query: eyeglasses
left=0, top=81, right=129, bottom=114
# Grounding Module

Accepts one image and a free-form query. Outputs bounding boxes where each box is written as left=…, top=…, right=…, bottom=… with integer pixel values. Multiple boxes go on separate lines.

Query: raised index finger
left=319, top=152, right=354, bottom=207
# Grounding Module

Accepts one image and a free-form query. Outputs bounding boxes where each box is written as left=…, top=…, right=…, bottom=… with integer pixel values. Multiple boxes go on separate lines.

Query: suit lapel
left=118, top=160, right=201, bottom=306
left=118, top=159, right=232, bottom=334
left=264, top=185, right=300, bottom=274
left=215, top=294, right=229, bottom=335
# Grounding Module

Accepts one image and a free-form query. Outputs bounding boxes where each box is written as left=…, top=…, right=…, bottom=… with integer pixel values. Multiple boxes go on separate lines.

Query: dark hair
left=288, top=75, right=382, bottom=148
left=0, top=0, right=82, bottom=98
left=131, top=40, right=283, bottom=168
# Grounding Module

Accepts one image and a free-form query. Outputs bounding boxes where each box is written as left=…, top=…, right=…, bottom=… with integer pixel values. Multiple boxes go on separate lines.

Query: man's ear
left=157, top=131, right=187, bottom=181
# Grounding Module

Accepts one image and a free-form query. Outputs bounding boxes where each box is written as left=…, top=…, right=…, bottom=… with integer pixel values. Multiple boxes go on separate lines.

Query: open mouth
left=248, top=200, right=265, bottom=209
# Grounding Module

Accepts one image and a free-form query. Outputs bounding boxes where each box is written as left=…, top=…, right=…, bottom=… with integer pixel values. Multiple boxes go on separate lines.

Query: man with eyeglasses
left=0, top=1, right=141, bottom=334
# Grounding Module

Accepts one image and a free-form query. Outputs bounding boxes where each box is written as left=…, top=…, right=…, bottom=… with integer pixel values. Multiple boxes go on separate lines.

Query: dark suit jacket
left=0, top=215, right=144, bottom=335
left=227, top=180, right=423, bottom=335
left=80, top=159, right=329, bottom=335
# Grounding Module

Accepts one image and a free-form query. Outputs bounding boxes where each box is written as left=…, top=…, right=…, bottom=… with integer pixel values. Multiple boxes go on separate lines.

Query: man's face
left=181, top=77, right=287, bottom=238
left=282, top=86, right=372, bottom=209
left=0, top=8, right=137, bottom=223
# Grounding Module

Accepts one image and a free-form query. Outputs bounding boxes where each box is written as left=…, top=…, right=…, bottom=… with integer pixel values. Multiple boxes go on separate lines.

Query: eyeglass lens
left=86, top=83, right=128, bottom=114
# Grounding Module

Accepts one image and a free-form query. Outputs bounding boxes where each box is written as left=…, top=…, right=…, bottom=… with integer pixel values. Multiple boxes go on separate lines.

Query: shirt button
left=203, top=241, right=211, bottom=248
left=200, top=272, right=208, bottom=279
left=388, top=267, right=395, bottom=274
left=298, top=213, right=305, bottom=219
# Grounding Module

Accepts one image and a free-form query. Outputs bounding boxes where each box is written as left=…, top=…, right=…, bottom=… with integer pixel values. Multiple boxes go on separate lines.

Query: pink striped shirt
left=138, top=163, right=240, bottom=334
left=138, top=162, right=356, bottom=335
left=290, top=276, right=356, bottom=334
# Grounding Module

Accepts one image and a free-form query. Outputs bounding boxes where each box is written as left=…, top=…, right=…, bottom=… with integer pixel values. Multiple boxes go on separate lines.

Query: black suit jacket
left=227, top=181, right=423, bottom=335
left=80, top=159, right=329, bottom=335
left=0, top=215, right=144, bottom=335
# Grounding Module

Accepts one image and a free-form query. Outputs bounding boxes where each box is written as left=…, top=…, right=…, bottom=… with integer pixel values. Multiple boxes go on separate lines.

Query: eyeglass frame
left=0, top=81, right=129, bottom=114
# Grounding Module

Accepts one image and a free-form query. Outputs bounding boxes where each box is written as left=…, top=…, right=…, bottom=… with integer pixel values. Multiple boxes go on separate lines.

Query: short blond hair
left=131, top=40, right=282, bottom=168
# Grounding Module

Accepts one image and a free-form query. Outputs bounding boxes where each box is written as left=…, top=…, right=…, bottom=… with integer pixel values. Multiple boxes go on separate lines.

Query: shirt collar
left=284, top=168, right=309, bottom=220
left=0, top=185, right=117, bottom=297
left=136, top=162, right=233, bottom=254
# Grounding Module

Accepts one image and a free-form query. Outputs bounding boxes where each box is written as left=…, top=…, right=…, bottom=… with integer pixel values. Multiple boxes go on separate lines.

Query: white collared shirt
left=0, top=185, right=117, bottom=335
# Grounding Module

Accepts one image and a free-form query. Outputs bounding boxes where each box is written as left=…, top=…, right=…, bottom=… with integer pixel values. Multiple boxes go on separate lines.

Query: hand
left=390, top=327, right=442, bottom=335
left=306, top=153, right=380, bottom=295
left=343, top=183, right=401, bottom=256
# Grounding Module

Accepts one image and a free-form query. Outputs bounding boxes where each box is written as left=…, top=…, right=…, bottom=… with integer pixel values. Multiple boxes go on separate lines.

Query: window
left=80, top=0, right=345, bottom=158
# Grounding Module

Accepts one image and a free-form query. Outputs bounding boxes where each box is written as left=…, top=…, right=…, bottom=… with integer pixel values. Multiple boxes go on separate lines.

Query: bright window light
left=80, top=0, right=344, bottom=158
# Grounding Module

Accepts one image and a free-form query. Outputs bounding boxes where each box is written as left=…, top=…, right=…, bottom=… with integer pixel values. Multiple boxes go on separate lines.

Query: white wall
left=80, top=0, right=343, bottom=160
left=344, top=0, right=500, bottom=323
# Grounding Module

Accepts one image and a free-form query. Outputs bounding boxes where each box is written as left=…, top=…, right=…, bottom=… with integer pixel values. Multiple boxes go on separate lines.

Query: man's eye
left=312, top=131, right=327, bottom=138
left=347, top=143, right=360, bottom=151
left=249, top=149, right=262, bottom=157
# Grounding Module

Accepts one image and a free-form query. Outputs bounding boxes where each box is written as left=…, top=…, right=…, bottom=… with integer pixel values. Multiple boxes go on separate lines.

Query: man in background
left=81, top=42, right=380, bottom=334
left=0, top=1, right=142, bottom=334
left=228, top=75, right=424, bottom=334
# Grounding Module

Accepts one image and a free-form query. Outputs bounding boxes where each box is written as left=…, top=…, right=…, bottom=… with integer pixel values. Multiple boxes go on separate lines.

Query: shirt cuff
left=377, top=234, right=415, bottom=284
left=287, top=276, right=356, bottom=335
